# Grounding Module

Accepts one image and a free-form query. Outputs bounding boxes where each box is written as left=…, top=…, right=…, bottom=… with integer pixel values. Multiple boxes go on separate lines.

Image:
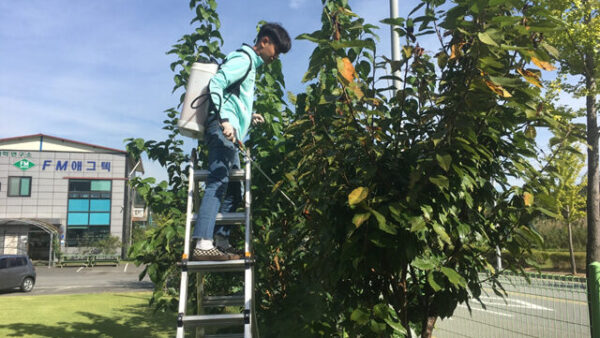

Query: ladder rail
left=176, top=150, right=197, bottom=338
left=177, top=148, right=255, bottom=338
left=243, top=149, right=253, bottom=337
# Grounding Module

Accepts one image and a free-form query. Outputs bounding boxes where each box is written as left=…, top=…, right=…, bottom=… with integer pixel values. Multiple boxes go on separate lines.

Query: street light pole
left=390, top=0, right=401, bottom=92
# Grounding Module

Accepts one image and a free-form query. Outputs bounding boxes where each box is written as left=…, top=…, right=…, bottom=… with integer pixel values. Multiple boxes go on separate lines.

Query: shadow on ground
left=0, top=294, right=175, bottom=337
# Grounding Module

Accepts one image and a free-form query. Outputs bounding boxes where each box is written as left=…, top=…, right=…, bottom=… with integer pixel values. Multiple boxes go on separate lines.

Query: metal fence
left=434, top=272, right=590, bottom=338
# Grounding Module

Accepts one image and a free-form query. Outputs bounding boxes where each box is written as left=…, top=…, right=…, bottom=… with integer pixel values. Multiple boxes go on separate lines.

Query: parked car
left=0, top=254, right=36, bottom=292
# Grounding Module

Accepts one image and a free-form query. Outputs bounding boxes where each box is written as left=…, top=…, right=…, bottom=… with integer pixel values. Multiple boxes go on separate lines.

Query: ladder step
left=192, top=212, right=246, bottom=225
left=205, top=334, right=244, bottom=338
left=182, top=313, right=244, bottom=327
left=186, top=259, right=251, bottom=273
left=202, top=295, right=245, bottom=307
left=195, top=169, right=245, bottom=181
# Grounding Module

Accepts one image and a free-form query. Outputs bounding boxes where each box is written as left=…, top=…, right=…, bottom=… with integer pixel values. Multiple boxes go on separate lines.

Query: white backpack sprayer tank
left=178, top=62, right=219, bottom=139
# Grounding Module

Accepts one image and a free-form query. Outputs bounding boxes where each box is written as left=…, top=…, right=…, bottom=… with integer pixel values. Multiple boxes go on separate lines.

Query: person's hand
left=221, top=122, right=236, bottom=142
left=252, top=113, right=265, bottom=125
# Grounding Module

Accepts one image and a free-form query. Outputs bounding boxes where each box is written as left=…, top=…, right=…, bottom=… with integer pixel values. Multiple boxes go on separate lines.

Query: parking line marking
left=476, top=296, right=554, bottom=311
left=457, top=304, right=513, bottom=317
left=124, top=263, right=128, bottom=272
left=482, top=287, right=588, bottom=306
left=76, top=267, right=84, bottom=272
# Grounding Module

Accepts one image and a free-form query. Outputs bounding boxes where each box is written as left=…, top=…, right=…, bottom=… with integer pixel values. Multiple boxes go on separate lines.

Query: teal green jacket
left=209, top=44, right=264, bottom=141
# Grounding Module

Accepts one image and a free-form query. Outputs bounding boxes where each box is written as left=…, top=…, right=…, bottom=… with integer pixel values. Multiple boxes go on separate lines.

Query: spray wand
left=235, top=140, right=297, bottom=209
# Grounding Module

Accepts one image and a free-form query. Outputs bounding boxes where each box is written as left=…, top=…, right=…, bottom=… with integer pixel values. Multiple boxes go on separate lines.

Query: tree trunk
left=584, top=37, right=600, bottom=338
left=567, top=216, right=577, bottom=274
left=421, top=316, right=437, bottom=338
left=585, top=50, right=599, bottom=268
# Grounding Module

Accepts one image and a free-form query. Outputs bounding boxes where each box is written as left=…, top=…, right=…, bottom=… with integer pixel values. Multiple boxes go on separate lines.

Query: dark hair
left=257, top=23, right=291, bottom=54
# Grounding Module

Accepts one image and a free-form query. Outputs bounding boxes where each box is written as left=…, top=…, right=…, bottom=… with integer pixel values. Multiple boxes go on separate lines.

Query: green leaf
left=432, top=222, right=452, bottom=245
left=348, top=187, right=369, bottom=206
left=488, top=75, right=521, bottom=88
left=440, top=267, right=467, bottom=288
left=410, top=216, right=426, bottom=233
left=372, top=303, right=388, bottom=319
left=436, top=154, right=452, bottom=172
left=525, top=125, right=536, bottom=139
left=412, top=256, right=437, bottom=271
left=368, top=207, right=396, bottom=235
left=537, top=207, right=559, bottom=218
left=351, top=308, right=370, bottom=325
left=331, top=40, right=374, bottom=50
left=427, top=271, right=442, bottom=291
left=541, top=42, right=559, bottom=58
left=478, top=32, right=499, bottom=47
left=296, top=33, right=324, bottom=43
left=429, top=175, right=449, bottom=190
left=421, top=205, right=433, bottom=220
left=370, top=320, right=387, bottom=334
left=384, top=317, right=407, bottom=335
left=380, top=17, right=405, bottom=26
left=352, top=212, right=371, bottom=228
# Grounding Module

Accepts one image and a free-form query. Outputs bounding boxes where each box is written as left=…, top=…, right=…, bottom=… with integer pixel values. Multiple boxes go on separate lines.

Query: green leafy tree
left=125, top=0, right=292, bottom=324
left=533, top=1, right=599, bottom=330
left=551, top=147, right=587, bottom=274
left=126, top=0, right=225, bottom=312
left=125, top=1, right=559, bottom=337
left=253, top=0, right=556, bottom=336
left=535, top=0, right=600, bottom=274
left=535, top=83, right=587, bottom=274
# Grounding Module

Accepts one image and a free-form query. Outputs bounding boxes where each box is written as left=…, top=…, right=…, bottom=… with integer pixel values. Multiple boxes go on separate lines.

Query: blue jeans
left=192, top=117, right=242, bottom=241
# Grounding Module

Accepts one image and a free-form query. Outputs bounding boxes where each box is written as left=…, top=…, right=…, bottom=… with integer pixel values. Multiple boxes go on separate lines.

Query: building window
left=7, top=177, right=32, bottom=197
left=66, top=179, right=112, bottom=247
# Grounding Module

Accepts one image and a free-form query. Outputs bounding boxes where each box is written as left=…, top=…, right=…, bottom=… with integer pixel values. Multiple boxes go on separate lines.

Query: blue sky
left=0, top=1, right=581, bottom=181
left=1, top=0, right=428, bottom=180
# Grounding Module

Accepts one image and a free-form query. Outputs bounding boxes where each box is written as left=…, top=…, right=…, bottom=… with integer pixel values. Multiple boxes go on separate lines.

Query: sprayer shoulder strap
left=224, top=48, right=253, bottom=97
left=207, top=49, right=253, bottom=120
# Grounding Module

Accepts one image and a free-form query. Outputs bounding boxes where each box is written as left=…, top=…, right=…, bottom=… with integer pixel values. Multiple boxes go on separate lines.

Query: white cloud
left=289, top=0, right=307, bottom=9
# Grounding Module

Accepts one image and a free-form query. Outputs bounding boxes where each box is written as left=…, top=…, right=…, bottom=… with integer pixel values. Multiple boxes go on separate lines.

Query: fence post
left=589, top=262, right=600, bottom=338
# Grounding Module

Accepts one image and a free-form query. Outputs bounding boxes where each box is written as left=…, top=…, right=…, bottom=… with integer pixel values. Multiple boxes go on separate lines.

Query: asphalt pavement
left=434, top=274, right=590, bottom=338
left=0, top=263, right=153, bottom=296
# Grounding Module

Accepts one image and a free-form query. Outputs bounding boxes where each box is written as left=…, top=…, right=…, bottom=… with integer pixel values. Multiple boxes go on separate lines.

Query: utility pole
left=390, top=0, right=401, bottom=92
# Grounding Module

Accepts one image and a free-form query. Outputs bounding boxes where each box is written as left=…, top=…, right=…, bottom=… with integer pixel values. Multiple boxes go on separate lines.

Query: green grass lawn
left=0, top=291, right=175, bottom=337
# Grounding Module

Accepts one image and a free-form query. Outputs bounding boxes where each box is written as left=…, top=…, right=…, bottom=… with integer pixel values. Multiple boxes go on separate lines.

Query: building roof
left=0, top=133, right=128, bottom=154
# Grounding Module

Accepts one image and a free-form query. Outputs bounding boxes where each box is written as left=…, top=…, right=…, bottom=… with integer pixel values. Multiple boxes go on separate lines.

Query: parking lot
left=0, top=263, right=153, bottom=296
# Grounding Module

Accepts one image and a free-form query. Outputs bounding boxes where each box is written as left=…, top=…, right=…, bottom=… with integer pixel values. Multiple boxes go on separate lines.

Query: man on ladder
left=192, top=23, right=291, bottom=261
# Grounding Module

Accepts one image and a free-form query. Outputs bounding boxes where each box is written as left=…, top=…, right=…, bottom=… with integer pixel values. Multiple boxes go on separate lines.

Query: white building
left=0, top=134, right=143, bottom=261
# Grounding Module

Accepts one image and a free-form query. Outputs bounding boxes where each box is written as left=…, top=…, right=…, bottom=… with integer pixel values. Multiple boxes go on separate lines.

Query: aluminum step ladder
left=176, top=149, right=256, bottom=338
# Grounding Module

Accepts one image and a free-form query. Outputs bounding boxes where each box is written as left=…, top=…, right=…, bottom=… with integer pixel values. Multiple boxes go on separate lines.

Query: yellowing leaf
left=531, top=57, right=556, bottom=71
left=337, top=57, right=356, bottom=83
left=402, top=46, right=413, bottom=58
left=271, top=180, right=284, bottom=192
left=449, top=42, right=466, bottom=60
left=348, top=82, right=364, bottom=99
left=484, top=78, right=512, bottom=98
left=517, top=68, right=542, bottom=88
left=523, top=192, right=534, bottom=207
left=348, top=187, right=369, bottom=206
left=352, top=212, right=371, bottom=228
